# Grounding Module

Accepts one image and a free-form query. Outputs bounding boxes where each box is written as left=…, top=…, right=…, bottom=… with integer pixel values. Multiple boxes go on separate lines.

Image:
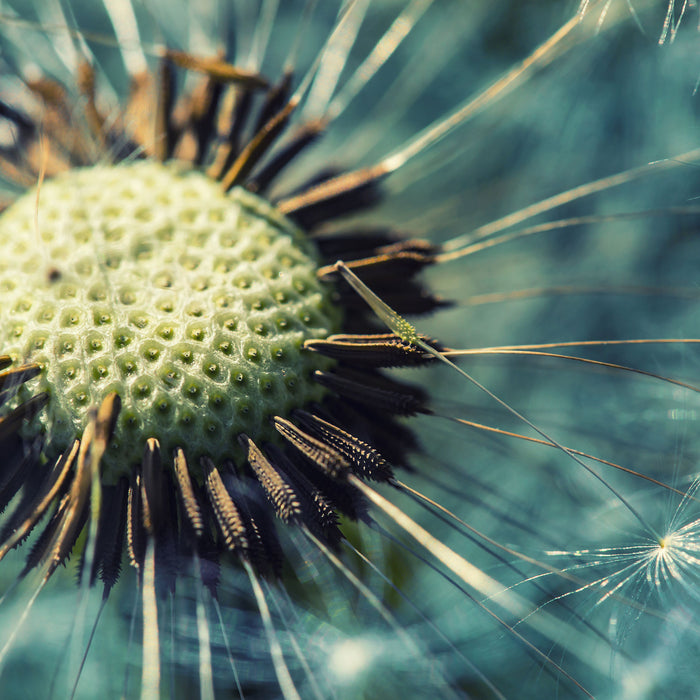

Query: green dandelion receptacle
left=0, top=161, right=339, bottom=476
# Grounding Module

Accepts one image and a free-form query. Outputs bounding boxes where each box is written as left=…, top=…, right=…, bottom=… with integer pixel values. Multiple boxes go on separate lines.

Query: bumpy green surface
left=0, top=161, right=339, bottom=478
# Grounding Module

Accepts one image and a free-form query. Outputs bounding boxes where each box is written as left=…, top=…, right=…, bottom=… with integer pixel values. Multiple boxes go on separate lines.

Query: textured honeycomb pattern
left=0, top=161, right=339, bottom=478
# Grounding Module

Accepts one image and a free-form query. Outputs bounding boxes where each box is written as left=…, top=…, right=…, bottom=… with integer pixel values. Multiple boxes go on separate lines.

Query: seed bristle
left=313, top=367, right=428, bottom=416
left=304, top=333, right=440, bottom=367
left=154, top=55, right=176, bottom=163
left=127, top=469, right=146, bottom=573
left=247, top=120, right=326, bottom=195
left=0, top=393, right=50, bottom=441
left=0, top=363, right=42, bottom=394
left=202, top=457, right=249, bottom=555
left=165, top=49, right=269, bottom=88
left=221, top=98, right=298, bottom=191
left=0, top=439, right=78, bottom=562
left=278, top=164, right=387, bottom=229
left=263, top=444, right=342, bottom=545
left=92, top=479, right=129, bottom=592
left=140, top=438, right=163, bottom=536
left=240, top=433, right=304, bottom=525
left=293, top=409, right=394, bottom=482
left=172, top=447, right=205, bottom=537
left=273, top=415, right=349, bottom=480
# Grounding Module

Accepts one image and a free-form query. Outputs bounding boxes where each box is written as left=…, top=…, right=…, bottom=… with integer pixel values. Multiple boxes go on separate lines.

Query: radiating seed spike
left=304, top=333, right=440, bottom=367
left=188, top=76, right=224, bottom=165
left=23, top=494, right=69, bottom=576
left=125, top=71, right=157, bottom=158
left=336, top=279, right=449, bottom=318
left=42, top=418, right=96, bottom=579
left=277, top=164, right=386, bottom=230
left=94, top=392, right=121, bottom=448
left=240, top=434, right=303, bottom=524
left=165, top=50, right=269, bottom=88
left=220, top=98, right=297, bottom=191
left=254, top=71, right=293, bottom=133
left=285, top=448, right=365, bottom=527
left=313, top=369, right=428, bottom=416
left=334, top=259, right=418, bottom=344
left=312, top=228, right=406, bottom=258
left=140, top=438, right=160, bottom=536
left=47, top=497, right=91, bottom=580
left=207, top=89, right=253, bottom=180
left=173, top=448, right=204, bottom=537
left=95, top=478, right=129, bottom=592
left=261, top=445, right=341, bottom=544
left=292, top=411, right=393, bottom=482
left=140, top=438, right=163, bottom=536
left=0, top=441, right=39, bottom=513
left=0, top=440, right=78, bottom=561
left=27, top=78, right=91, bottom=166
left=228, top=477, right=281, bottom=577
left=273, top=417, right=349, bottom=479
left=127, top=469, right=146, bottom=573
left=202, top=457, right=249, bottom=554
left=76, top=61, right=106, bottom=147
left=0, top=100, right=34, bottom=137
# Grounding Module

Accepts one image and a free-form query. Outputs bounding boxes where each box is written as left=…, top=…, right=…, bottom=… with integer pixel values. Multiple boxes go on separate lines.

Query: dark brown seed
left=277, top=164, right=387, bottom=229
left=202, top=457, right=249, bottom=554
left=0, top=440, right=78, bottom=561
left=140, top=438, right=163, bottom=536
left=247, top=120, right=325, bottom=194
left=207, top=89, right=253, bottom=180
left=240, top=434, right=304, bottom=524
left=172, top=448, right=204, bottom=537
left=313, top=368, right=428, bottom=416
left=154, top=56, right=176, bottom=163
left=292, top=410, right=394, bottom=482
left=262, top=444, right=341, bottom=545
left=165, top=50, right=269, bottom=88
left=91, top=478, right=129, bottom=591
left=0, top=393, right=49, bottom=441
left=127, top=468, right=146, bottom=573
left=304, top=333, right=439, bottom=368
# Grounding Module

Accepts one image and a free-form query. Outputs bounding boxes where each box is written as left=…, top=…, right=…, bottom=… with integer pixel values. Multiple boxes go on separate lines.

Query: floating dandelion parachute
left=0, top=0, right=700, bottom=698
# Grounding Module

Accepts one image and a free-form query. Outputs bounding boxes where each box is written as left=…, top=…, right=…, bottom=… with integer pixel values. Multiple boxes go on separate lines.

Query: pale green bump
left=0, top=161, right=340, bottom=479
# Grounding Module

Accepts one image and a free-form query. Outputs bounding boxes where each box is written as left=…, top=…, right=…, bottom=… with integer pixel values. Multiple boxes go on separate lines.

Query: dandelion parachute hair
left=0, top=0, right=699, bottom=698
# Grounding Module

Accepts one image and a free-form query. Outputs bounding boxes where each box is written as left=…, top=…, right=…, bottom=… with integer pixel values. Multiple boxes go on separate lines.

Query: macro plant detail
left=0, top=0, right=699, bottom=698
